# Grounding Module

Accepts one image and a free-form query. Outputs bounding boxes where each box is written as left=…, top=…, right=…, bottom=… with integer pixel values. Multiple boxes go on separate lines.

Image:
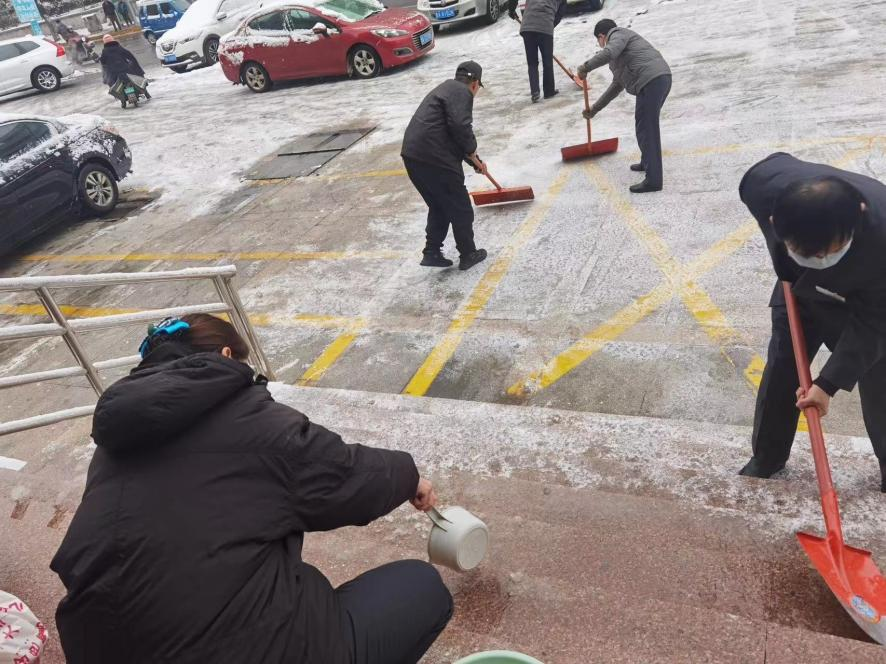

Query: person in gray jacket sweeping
left=576, top=19, right=672, bottom=193
left=401, top=61, right=488, bottom=271
left=508, top=0, right=566, bottom=103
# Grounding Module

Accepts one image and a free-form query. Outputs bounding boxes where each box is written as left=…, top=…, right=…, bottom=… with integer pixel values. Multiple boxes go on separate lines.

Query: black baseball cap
left=456, top=60, right=484, bottom=87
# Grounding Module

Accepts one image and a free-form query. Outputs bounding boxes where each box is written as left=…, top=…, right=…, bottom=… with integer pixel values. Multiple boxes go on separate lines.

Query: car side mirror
left=312, top=22, right=328, bottom=35
left=215, top=11, right=227, bottom=19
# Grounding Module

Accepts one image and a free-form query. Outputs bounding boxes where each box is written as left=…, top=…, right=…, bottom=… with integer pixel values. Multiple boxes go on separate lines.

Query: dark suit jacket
left=739, top=152, right=886, bottom=392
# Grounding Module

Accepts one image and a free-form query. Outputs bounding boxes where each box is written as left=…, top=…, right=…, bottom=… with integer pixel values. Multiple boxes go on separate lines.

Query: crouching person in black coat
left=51, top=313, right=453, bottom=664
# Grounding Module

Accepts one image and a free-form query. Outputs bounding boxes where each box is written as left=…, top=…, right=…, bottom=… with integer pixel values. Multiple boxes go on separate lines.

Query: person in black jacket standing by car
left=51, top=313, right=453, bottom=664
left=738, top=152, right=886, bottom=492
left=508, top=0, right=566, bottom=102
left=402, top=61, right=488, bottom=271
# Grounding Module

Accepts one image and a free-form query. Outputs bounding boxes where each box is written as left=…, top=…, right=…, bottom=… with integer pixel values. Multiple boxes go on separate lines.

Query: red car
left=218, top=0, right=434, bottom=92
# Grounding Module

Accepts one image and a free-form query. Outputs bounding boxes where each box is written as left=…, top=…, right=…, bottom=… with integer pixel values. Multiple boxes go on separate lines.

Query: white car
left=155, top=0, right=263, bottom=72
left=0, top=36, right=74, bottom=96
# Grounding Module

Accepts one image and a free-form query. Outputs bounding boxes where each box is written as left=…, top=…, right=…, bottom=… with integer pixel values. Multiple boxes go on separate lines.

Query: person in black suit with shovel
left=739, top=152, right=886, bottom=492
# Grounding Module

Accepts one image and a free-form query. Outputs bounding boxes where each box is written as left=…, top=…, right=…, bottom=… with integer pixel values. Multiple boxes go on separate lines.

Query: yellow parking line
left=507, top=222, right=757, bottom=397
left=18, top=250, right=406, bottom=264
left=403, top=169, right=572, bottom=397
left=325, top=169, right=408, bottom=181
left=297, top=321, right=365, bottom=386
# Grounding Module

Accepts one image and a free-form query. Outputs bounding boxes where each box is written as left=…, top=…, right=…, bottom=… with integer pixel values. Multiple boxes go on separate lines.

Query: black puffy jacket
left=401, top=79, right=478, bottom=175
left=50, top=342, right=419, bottom=664
left=100, top=41, right=144, bottom=85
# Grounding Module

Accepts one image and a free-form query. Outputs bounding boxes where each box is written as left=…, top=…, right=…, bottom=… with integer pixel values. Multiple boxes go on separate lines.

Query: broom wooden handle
left=470, top=155, right=502, bottom=190
left=582, top=79, right=592, bottom=145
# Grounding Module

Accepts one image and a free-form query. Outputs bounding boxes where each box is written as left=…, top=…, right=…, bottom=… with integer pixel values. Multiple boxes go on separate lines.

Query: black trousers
left=751, top=303, right=886, bottom=468
left=106, top=12, right=122, bottom=30
left=337, top=560, right=453, bottom=664
left=634, top=74, right=671, bottom=188
left=403, top=157, right=476, bottom=256
left=521, top=31, right=555, bottom=98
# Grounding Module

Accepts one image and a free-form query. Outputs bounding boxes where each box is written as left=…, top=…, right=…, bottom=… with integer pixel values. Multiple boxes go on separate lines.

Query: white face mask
left=787, top=238, right=853, bottom=270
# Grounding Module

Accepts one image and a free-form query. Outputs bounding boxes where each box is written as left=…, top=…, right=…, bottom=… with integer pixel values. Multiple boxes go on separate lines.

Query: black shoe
left=420, top=252, right=453, bottom=267
left=544, top=89, right=559, bottom=99
left=880, top=462, right=886, bottom=493
left=531, top=93, right=540, bottom=103
left=630, top=163, right=645, bottom=172
left=459, top=249, right=487, bottom=271
left=738, top=457, right=786, bottom=479
left=629, top=179, right=663, bottom=194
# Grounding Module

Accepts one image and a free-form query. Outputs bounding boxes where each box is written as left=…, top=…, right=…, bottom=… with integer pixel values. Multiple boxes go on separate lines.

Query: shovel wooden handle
left=782, top=282, right=845, bottom=546
left=470, top=156, right=503, bottom=191
left=582, top=79, right=592, bottom=145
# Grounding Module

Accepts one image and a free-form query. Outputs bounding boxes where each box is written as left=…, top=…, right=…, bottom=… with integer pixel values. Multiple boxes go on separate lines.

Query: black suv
left=0, top=114, right=132, bottom=257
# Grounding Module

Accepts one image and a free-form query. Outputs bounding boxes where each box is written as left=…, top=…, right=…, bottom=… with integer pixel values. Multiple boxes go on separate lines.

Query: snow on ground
left=4, top=0, right=886, bottom=218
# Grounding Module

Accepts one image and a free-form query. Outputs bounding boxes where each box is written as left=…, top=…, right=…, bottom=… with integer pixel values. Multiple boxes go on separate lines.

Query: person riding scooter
left=54, top=20, right=99, bottom=64
left=100, top=34, right=151, bottom=106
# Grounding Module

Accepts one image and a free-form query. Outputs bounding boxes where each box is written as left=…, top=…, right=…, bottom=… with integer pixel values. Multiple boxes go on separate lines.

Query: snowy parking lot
left=5, top=0, right=886, bottom=660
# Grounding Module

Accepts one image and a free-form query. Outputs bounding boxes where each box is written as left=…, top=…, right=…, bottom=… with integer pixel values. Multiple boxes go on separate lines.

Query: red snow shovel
left=468, top=158, right=534, bottom=206
left=784, top=281, right=886, bottom=644
left=560, top=79, right=618, bottom=162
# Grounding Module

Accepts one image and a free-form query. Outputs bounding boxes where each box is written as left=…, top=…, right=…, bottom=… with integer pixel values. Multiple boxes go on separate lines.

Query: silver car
left=416, top=0, right=503, bottom=28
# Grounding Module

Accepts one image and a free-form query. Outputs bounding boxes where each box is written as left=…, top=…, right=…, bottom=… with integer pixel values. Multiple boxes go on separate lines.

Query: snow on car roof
left=0, top=113, right=105, bottom=130
left=238, top=0, right=384, bottom=24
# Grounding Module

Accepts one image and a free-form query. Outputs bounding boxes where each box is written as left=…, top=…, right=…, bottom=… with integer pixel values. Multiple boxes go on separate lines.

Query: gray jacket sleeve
left=590, top=79, right=625, bottom=115
left=577, top=29, right=630, bottom=76
left=445, top=91, right=478, bottom=156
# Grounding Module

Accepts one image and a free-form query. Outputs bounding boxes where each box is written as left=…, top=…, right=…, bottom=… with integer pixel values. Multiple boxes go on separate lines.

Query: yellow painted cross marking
left=403, top=169, right=572, bottom=397
left=297, top=320, right=365, bottom=386
left=18, top=250, right=406, bottom=264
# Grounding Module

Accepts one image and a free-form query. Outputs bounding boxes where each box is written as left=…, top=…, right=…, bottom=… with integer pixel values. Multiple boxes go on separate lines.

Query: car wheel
left=170, top=64, right=189, bottom=73
left=145, top=32, right=157, bottom=44
left=587, top=0, right=603, bottom=9
left=203, top=36, right=220, bottom=65
left=78, top=163, right=118, bottom=216
left=31, top=66, right=61, bottom=92
left=485, top=0, right=501, bottom=24
left=349, top=45, right=381, bottom=79
left=242, top=62, right=272, bottom=92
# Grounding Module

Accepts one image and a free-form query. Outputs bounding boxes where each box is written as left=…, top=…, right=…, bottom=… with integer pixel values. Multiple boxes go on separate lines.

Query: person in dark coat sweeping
left=100, top=34, right=147, bottom=90
left=739, top=152, right=886, bottom=492
left=508, top=0, right=566, bottom=103
left=576, top=19, right=671, bottom=193
left=50, top=314, right=453, bottom=664
left=402, top=61, right=488, bottom=272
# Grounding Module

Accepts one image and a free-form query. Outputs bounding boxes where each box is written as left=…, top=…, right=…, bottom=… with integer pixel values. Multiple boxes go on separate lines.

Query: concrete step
left=4, top=385, right=886, bottom=662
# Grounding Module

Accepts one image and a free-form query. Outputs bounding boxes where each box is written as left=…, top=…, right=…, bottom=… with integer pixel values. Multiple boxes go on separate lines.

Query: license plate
left=419, top=30, right=433, bottom=45
left=124, top=87, right=136, bottom=94
left=163, top=55, right=176, bottom=64
left=434, top=8, right=455, bottom=19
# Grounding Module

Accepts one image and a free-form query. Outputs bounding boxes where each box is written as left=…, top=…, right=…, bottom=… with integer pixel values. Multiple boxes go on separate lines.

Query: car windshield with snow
left=0, top=114, right=132, bottom=258
left=218, top=0, right=433, bottom=92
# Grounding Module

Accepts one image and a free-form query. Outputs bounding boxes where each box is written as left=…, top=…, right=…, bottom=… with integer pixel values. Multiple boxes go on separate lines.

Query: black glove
left=471, top=155, right=484, bottom=174
left=582, top=108, right=596, bottom=120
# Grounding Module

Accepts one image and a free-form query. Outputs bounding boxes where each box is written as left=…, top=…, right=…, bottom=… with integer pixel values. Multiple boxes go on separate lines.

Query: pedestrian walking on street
left=401, top=61, right=488, bottom=271
left=116, top=0, right=133, bottom=26
left=508, top=0, right=566, bottom=103
left=576, top=19, right=672, bottom=193
left=51, top=314, right=453, bottom=664
left=738, top=152, right=886, bottom=493
left=102, top=0, right=122, bottom=31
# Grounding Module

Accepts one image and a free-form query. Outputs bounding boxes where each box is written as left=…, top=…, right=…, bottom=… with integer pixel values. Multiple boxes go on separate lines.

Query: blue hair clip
left=138, top=317, right=191, bottom=358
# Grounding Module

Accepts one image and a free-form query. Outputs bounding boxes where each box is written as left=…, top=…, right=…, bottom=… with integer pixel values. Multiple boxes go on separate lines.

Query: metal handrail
left=0, top=265, right=275, bottom=436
